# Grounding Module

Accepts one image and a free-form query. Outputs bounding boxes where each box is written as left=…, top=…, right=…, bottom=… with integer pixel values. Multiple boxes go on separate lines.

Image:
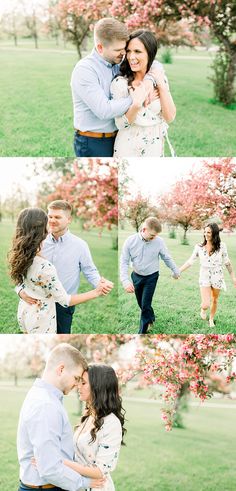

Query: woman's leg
left=209, top=287, right=221, bottom=325
left=200, top=287, right=211, bottom=319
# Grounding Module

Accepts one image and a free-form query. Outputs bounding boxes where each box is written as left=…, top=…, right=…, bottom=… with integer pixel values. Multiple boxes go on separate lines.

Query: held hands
left=97, top=277, right=114, bottom=296
left=148, top=67, right=166, bottom=90
left=124, top=282, right=135, bottom=293
left=129, top=82, right=147, bottom=108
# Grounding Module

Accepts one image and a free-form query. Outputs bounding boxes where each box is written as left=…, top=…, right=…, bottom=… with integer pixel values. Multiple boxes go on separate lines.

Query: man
left=120, top=217, right=180, bottom=334
left=17, top=343, right=104, bottom=491
left=18, top=200, right=113, bottom=334
left=71, top=17, right=155, bottom=157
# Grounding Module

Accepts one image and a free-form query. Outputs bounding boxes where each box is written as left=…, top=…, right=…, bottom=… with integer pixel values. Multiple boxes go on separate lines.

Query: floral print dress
left=187, top=242, right=230, bottom=290
left=73, top=413, right=122, bottom=491
left=110, top=75, right=170, bottom=157
left=18, top=256, right=70, bottom=333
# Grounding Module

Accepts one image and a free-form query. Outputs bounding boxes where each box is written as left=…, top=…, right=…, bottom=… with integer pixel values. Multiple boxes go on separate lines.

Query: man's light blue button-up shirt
left=17, top=378, right=90, bottom=490
left=42, top=230, right=101, bottom=294
left=71, top=48, right=132, bottom=132
left=120, top=233, right=180, bottom=287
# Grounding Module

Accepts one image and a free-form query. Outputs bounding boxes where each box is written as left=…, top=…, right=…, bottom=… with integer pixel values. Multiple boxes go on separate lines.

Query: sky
left=125, top=157, right=204, bottom=200
left=0, top=158, right=52, bottom=203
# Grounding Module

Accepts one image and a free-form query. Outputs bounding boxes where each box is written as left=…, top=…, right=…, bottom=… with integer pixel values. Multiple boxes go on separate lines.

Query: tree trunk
left=34, top=33, right=38, bottom=49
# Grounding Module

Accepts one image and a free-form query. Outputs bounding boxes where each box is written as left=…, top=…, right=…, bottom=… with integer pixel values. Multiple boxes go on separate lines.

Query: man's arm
left=120, top=240, right=134, bottom=292
left=159, top=242, right=180, bottom=278
left=71, top=64, right=132, bottom=121
left=28, top=404, right=91, bottom=491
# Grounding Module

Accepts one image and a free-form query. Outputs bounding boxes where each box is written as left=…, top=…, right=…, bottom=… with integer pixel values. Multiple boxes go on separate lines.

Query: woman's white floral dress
left=188, top=242, right=230, bottom=290
left=18, top=256, right=70, bottom=333
left=110, top=75, right=169, bottom=157
left=74, top=413, right=122, bottom=491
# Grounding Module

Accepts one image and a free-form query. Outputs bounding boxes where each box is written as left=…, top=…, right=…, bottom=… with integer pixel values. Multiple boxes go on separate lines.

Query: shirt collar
left=138, top=232, right=149, bottom=243
left=34, top=378, right=64, bottom=402
left=92, top=48, right=115, bottom=69
left=49, top=229, right=70, bottom=243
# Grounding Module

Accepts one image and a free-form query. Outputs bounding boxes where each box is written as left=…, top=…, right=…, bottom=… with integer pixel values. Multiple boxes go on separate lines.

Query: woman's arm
left=124, top=83, right=147, bottom=123
left=149, top=68, right=176, bottom=122
left=179, top=245, right=199, bottom=273
left=225, top=262, right=236, bottom=287
left=63, top=459, right=103, bottom=479
left=69, top=284, right=104, bottom=306
left=179, top=261, right=192, bottom=273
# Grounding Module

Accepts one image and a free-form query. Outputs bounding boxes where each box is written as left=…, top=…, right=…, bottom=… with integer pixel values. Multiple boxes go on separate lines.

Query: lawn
left=0, top=220, right=118, bottom=333
left=0, top=382, right=236, bottom=491
left=0, top=43, right=235, bottom=157
left=118, top=228, right=236, bottom=334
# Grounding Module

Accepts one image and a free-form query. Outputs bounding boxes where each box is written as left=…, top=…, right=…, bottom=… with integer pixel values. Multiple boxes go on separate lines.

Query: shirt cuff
left=81, top=477, right=91, bottom=488
left=122, top=279, right=132, bottom=288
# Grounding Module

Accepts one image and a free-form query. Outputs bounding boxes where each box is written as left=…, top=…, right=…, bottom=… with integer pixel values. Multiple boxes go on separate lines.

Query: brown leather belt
left=21, top=483, right=55, bottom=489
left=77, top=130, right=117, bottom=138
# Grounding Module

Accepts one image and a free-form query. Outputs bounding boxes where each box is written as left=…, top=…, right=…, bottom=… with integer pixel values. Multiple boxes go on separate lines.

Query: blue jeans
left=18, top=483, right=66, bottom=491
left=56, top=303, right=75, bottom=334
left=74, top=132, right=115, bottom=157
left=131, top=271, right=159, bottom=334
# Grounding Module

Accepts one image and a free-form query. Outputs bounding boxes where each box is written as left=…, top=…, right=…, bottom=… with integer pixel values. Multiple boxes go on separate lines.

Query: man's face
left=97, top=39, right=126, bottom=65
left=47, top=208, right=71, bottom=237
left=141, top=227, right=158, bottom=241
left=59, top=364, right=84, bottom=395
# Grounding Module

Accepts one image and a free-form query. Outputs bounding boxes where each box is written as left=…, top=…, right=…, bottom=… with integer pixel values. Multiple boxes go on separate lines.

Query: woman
left=8, top=208, right=105, bottom=333
left=110, top=29, right=176, bottom=157
left=179, top=223, right=236, bottom=328
left=63, top=364, right=126, bottom=491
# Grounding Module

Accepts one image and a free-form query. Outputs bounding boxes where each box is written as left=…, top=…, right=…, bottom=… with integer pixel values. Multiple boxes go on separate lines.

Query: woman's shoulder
left=103, top=413, right=122, bottom=429
left=33, top=256, right=55, bottom=272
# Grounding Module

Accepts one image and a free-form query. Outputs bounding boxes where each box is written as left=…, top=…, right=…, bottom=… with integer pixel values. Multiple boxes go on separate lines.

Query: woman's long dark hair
left=8, top=208, right=48, bottom=284
left=200, top=222, right=221, bottom=254
left=80, top=364, right=126, bottom=444
left=120, top=29, right=158, bottom=84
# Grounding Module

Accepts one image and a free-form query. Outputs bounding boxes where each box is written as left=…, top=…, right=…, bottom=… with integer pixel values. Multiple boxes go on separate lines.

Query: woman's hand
left=129, top=82, right=147, bottom=108
left=96, top=278, right=114, bottom=296
left=148, top=67, right=166, bottom=90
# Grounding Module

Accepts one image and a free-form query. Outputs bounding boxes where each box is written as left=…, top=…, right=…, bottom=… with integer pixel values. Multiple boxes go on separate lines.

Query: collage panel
left=0, top=334, right=236, bottom=491
left=118, top=157, right=236, bottom=334
left=0, top=157, right=118, bottom=334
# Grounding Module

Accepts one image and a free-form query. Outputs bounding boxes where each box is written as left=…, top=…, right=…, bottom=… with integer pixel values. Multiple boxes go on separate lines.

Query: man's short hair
left=143, top=217, right=162, bottom=233
left=48, top=200, right=73, bottom=215
left=46, top=343, right=87, bottom=371
left=94, top=18, right=129, bottom=46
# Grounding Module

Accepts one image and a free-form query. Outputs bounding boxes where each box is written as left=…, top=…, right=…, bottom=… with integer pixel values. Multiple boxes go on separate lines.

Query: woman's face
left=126, top=37, right=148, bottom=73
left=204, top=226, right=212, bottom=241
left=78, top=371, right=91, bottom=402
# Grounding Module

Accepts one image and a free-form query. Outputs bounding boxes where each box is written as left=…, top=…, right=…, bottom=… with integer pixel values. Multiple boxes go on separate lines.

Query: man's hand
left=124, top=282, right=135, bottom=293
left=129, top=82, right=147, bottom=108
left=90, top=477, right=106, bottom=488
left=19, top=290, right=40, bottom=305
left=172, top=273, right=180, bottom=280
left=99, top=277, right=114, bottom=295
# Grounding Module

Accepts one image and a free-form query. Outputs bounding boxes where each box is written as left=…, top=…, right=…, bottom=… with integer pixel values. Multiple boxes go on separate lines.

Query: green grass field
left=0, top=382, right=236, bottom=491
left=118, top=228, right=236, bottom=334
left=0, top=43, right=235, bottom=157
left=0, top=220, right=118, bottom=333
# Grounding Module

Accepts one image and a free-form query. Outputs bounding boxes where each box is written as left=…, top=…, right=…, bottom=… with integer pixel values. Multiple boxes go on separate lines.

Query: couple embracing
left=71, top=17, right=176, bottom=158
left=17, top=343, right=125, bottom=491
left=8, top=201, right=113, bottom=334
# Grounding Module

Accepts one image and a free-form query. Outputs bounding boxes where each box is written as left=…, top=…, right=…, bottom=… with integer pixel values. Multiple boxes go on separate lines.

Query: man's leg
left=56, top=303, right=75, bottom=334
left=139, top=272, right=159, bottom=334
left=74, top=133, right=115, bottom=157
left=131, top=271, right=144, bottom=310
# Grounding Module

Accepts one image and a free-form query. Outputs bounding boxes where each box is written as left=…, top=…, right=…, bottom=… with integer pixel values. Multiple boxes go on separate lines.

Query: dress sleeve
left=187, top=245, right=199, bottom=265
left=110, top=77, right=132, bottom=130
left=93, top=415, right=122, bottom=477
left=37, top=262, right=71, bottom=307
left=221, top=242, right=230, bottom=265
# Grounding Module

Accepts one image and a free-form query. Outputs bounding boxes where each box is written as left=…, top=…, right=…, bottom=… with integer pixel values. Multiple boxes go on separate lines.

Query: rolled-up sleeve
left=79, top=242, right=101, bottom=288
